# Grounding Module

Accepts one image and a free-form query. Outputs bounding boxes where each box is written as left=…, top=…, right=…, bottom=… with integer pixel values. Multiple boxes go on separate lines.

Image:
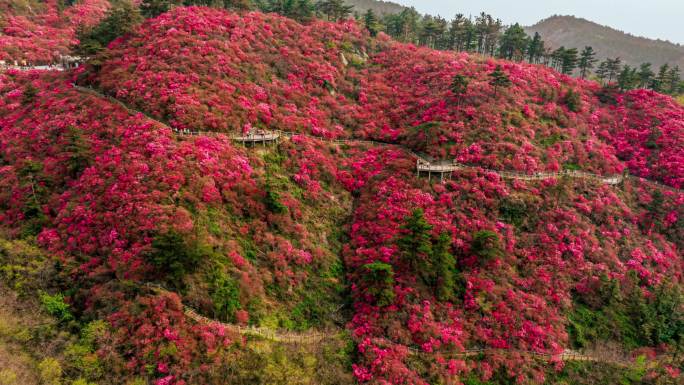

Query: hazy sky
left=392, top=0, right=684, bottom=45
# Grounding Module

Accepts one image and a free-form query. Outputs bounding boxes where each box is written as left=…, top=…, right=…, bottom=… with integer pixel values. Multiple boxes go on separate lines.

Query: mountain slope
left=525, top=15, right=684, bottom=69
left=1, top=6, right=683, bottom=385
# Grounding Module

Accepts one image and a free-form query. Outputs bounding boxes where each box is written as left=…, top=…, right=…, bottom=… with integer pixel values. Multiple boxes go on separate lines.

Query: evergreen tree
left=667, top=66, right=681, bottom=94
left=498, top=23, right=528, bottom=61
left=431, top=232, right=460, bottom=302
left=637, top=63, right=655, bottom=88
left=450, top=74, right=469, bottom=100
left=140, top=0, right=182, bottom=18
left=617, top=65, right=639, bottom=90
left=653, top=64, right=670, bottom=92
left=471, top=230, right=503, bottom=264
left=560, top=47, right=579, bottom=75
left=363, top=8, right=379, bottom=36
left=598, top=57, right=621, bottom=83
left=577, top=46, right=597, bottom=78
left=75, top=0, right=143, bottom=57
left=489, top=65, right=511, bottom=96
left=595, top=60, right=609, bottom=84
left=362, top=262, right=396, bottom=307
left=315, top=0, right=352, bottom=21
left=396, top=209, right=433, bottom=275
left=526, top=32, right=544, bottom=63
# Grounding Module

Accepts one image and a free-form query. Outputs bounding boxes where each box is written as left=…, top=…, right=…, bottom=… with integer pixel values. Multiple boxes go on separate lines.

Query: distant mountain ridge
left=525, top=15, right=684, bottom=69
left=343, top=0, right=407, bottom=15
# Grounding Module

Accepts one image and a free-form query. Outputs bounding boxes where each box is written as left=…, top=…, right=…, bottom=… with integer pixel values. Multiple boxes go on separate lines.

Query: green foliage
left=39, top=292, right=73, bottom=324
left=362, top=262, right=395, bottom=307
left=489, top=65, right=511, bottom=96
left=140, top=0, right=182, bottom=18
left=563, top=162, right=581, bottom=171
left=0, top=370, right=18, bottom=385
left=431, top=232, right=463, bottom=302
left=148, top=231, right=203, bottom=286
left=563, top=88, right=582, bottom=112
left=396, top=208, right=432, bottom=273
left=569, top=273, right=684, bottom=350
left=38, top=358, right=62, bottom=385
left=264, top=190, right=288, bottom=214
left=64, top=127, right=92, bottom=179
left=450, top=74, right=469, bottom=98
left=22, top=84, right=38, bottom=104
left=75, top=1, right=143, bottom=57
left=498, top=197, right=527, bottom=228
left=470, top=230, right=503, bottom=263
left=363, top=9, right=379, bottom=37
left=537, top=133, right=563, bottom=148
left=209, top=269, right=242, bottom=322
left=64, top=321, right=107, bottom=381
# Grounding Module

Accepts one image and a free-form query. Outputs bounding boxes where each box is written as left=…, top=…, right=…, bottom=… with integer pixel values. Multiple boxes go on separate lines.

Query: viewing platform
left=416, top=159, right=461, bottom=181
left=0, top=55, right=83, bottom=72
left=231, top=130, right=281, bottom=145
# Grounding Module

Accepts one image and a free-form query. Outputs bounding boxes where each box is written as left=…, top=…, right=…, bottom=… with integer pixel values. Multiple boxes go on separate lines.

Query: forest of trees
left=81, top=0, right=684, bottom=96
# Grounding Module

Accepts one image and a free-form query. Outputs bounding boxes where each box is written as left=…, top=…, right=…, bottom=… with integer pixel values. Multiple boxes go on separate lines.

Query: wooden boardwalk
left=70, top=84, right=682, bottom=193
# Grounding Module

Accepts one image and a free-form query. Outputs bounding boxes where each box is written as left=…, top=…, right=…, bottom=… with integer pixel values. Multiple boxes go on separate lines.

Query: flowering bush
left=0, top=0, right=110, bottom=62
left=2, top=6, right=683, bottom=385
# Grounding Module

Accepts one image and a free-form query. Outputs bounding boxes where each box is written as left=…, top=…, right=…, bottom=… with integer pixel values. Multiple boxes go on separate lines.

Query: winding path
left=71, top=84, right=682, bottom=193
left=146, top=284, right=660, bottom=367
left=80, top=84, right=678, bottom=368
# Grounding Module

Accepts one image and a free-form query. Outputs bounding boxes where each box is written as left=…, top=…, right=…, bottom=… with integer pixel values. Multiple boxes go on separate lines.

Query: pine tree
left=578, top=46, right=597, bottom=78
left=397, top=209, right=433, bottom=275
left=595, top=60, right=609, bottom=84
left=667, top=66, right=681, bottom=94
left=140, top=0, right=182, bottom=18
left=638, top=63, right=655, bottom=88
left=363, top=8, right=379, bottom=36
left=450, top=74, right=469, bottom=100
left=431, top=232, right=460, bottom=302
left=489, top=65, right=511, bottom=96
left=362, top=262, right=396, bottom=307
left=653, top=64, right=670, bottom=92
left=315, top=0, right=352, bottom=21
left=598, top=57, right=622, bottom=83
left=526, top=32, right=544, bottom=63
left=617, top=65, right=639, bottom=90
left=560, top=47, right=579, bottom=75
left=75, top=0, right=143, bottom=57
left=498, top=23, right=528, bottom=61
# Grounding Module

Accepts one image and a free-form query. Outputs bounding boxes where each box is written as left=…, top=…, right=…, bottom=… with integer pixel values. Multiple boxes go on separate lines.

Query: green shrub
left=362, top=262, right=395, bottom=307
left=0, top=369, right=17, bottom=385
left=148, top=231, right=202, bottom=286
left=38, top=358, right=62, bottom=385
left=264, top=190, right=288, bottom=214
left=210, top=269, right=241, bottom=322
left=498, top=198, right=528, bottom=228
left=39, top=292, right=73, bottom=324
left=569, top=273, right=684, bottom=350
left=563, top=88, right=582, bottom=112
left=471, top=230, right=503, bottom=263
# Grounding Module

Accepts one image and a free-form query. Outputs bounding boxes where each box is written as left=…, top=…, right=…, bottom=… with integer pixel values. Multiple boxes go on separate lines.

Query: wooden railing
left=71, top=84, right=682, bottom=192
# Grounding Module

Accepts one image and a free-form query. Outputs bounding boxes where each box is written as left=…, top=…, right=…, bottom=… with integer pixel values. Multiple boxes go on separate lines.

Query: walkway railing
left=71, top=84, right=682, bottom=193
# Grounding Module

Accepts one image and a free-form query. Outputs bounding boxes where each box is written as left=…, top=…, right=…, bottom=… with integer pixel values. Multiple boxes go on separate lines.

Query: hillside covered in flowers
left=0, top=5, right=683, bottom=385
left=0, top=0, right=110, bottom=62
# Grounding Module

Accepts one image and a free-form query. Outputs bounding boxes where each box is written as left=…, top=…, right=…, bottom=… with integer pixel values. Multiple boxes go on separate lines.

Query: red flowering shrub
left=0, top=0, right=110, bottom=62
left=2, top=6, right=683, bottom=385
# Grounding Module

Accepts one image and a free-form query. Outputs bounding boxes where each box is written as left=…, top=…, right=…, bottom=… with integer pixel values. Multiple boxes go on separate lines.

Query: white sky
left=392, top=0, right=684, bottom=45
